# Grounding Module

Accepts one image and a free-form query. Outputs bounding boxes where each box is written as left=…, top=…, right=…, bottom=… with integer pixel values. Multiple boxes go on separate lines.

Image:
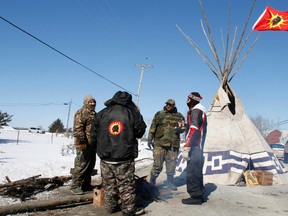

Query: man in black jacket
left=91, top=91, right=146, bottom=216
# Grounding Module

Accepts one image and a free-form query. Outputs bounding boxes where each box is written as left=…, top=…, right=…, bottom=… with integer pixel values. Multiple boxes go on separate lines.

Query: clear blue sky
left=0, top=0, right=287, bottom=130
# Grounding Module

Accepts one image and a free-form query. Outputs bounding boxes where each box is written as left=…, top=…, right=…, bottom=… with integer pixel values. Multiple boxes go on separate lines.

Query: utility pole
left=135, top=64, right=153, bottom=106
left=65, top=99, right=72, bottom=137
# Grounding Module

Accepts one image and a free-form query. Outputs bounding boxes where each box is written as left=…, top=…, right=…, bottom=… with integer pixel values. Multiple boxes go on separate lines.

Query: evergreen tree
left=48, top=118, right=65, bottom=133
left=0, top=111, right=13, bottom=126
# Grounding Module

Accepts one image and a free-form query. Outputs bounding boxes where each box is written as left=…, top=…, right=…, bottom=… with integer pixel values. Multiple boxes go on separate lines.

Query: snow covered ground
left=0, top=127, right=153, bottom=206
left=0, top=127, right=153, bottom=182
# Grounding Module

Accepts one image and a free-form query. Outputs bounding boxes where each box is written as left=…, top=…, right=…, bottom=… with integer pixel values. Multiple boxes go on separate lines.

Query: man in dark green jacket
left=148, top=99, right=185, bottom=190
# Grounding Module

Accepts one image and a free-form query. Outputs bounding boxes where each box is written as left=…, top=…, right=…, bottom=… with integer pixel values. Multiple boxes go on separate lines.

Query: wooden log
left=0, top=175, right=71, bottom=189
left=0, top=175, right=41, bottom=189
left=0, top=194, right=93, bottom=215
left=0, top=175, right=72, bottom=200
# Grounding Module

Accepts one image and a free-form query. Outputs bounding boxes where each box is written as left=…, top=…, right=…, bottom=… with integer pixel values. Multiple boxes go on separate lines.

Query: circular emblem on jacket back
left=109, top=121, right=124, bottom=136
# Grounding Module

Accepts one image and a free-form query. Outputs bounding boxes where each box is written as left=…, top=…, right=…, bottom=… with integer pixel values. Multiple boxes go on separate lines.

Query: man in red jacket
left=182, top=92, right=207, bottom=205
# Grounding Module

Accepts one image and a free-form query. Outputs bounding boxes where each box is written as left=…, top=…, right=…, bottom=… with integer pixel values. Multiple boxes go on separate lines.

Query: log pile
left=0, top=174, right=159, bottom=215
left=0, top=175, right=95, bottom=215
left=0, top=175, right=72, bottom=201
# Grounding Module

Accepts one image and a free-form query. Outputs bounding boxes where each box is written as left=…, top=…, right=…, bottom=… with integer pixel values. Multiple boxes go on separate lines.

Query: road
left=4, top=160, right=288, bottom=216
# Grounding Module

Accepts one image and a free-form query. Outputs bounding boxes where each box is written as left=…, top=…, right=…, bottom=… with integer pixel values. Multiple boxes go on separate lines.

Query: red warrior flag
left=253, top=6, right=288, bottom=31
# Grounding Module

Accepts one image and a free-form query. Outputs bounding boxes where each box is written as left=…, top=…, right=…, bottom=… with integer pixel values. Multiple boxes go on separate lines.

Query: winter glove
left=76, top=144, right=87, bottom=151
left=79, top=137, right=88, bottom=145
left=76, top=137, right=88, bottom=151
left=182, top=147, right=191, bottom=161
left=175, top=127, right=185, bottom=135
left=175, top=120, right=186, bottom=135
left=148, top=140, right=154, bottom=149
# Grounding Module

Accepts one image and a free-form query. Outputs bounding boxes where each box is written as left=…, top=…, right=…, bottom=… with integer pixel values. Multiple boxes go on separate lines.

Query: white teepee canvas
left=176, top=0, right=288, bottom=185
left=203, top=83, right=288, bottom=185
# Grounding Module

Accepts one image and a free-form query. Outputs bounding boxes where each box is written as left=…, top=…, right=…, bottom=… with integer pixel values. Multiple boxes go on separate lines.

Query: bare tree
left=250, top=115, right=273, bottom=137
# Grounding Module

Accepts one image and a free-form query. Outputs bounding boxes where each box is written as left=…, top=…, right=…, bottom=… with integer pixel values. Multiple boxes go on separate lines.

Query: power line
left=0, top=15, right=136, bottom=96
left=267, top=119, right=288, bottom=129
left=0, top=103, right=68, bottom=106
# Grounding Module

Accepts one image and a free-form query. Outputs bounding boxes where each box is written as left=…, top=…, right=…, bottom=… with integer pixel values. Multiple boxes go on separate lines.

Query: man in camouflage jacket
left=70, top=95, right=97, bottom=195
left=148, top=99, right=185, bottom=191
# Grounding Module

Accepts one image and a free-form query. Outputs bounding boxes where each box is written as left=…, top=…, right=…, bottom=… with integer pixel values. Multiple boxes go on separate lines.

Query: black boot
left=182, top=196, right=203, bottom=205
left=166, top=175, right=177, bottom=191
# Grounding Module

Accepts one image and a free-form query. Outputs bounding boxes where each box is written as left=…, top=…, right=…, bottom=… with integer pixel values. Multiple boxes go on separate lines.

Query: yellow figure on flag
left=253, top=6, right=288, bottom=31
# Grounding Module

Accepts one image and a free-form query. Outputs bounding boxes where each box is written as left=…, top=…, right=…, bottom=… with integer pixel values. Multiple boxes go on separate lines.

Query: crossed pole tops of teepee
left=177, top=0, right=261, bottom=86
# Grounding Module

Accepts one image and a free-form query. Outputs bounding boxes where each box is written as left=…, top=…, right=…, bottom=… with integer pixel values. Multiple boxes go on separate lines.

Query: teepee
left=177, top=0, right=288, bottom=185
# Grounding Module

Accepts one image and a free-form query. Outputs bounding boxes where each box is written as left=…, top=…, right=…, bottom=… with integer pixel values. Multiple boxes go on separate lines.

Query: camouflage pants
left=150, top=146, right=179, bottom=177
left=70, top=146, right=96, bottom=189
left=100, top=160, right=136, bottom=215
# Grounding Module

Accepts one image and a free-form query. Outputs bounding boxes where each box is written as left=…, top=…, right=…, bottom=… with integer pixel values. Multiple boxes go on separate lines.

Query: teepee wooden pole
left=229, top=32, right=261, bottom=82
left=200, top=20, right=222, bottom=77
left=227, top=27, right=238, bottom=75
left=223, top=2, right=232, bottom=75
left=176, top=24, right=221, bottom=81
left=198, top=0, right=222, bottom=74
left=178, top=0, right=260, bottom=85
left=229, top=0, right=257, bottom=73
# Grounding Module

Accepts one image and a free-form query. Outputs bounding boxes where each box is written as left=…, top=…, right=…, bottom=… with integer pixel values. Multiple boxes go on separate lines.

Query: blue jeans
left=186, top=148, right=205, bottom=198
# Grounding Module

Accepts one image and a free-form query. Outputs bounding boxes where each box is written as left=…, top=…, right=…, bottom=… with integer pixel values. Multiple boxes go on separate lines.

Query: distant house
left=265, top=129, right=282, bottom=144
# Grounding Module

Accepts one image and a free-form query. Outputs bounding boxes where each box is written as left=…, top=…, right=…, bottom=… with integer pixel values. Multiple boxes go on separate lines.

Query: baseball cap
left=165, top=99, right=175, bottom=105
